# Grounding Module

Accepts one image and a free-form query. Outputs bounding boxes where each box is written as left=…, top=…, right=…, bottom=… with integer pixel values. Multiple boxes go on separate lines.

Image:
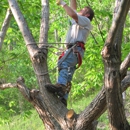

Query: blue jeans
left=57, top=47, right=84, bottom=100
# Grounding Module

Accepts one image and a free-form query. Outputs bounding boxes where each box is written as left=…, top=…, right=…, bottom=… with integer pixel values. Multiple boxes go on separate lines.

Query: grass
left=0, top=89, right=130, bottom=130
left=0, top=110, right=44, bottom=130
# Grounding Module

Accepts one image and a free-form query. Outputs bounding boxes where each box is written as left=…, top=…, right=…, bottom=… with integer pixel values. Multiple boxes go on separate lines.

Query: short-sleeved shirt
left=65, top=13, right=92, bottom=44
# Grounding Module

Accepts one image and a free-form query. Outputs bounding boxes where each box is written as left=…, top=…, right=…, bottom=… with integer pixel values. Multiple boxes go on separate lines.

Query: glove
left=56, top=0, right=66, bottom=7
left=56, top=0, right=61, bottom=5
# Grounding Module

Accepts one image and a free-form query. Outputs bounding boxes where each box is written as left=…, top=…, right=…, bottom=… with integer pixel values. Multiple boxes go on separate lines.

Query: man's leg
left=45, top=50, right=77, bottom=99
left=60, top=66, right=76, bottom=106
left=45, top=61, right=69, bottom=98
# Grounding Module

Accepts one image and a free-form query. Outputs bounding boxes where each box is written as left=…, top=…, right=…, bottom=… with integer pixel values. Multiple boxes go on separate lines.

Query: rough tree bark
left=0, top=0, right=129, bottom=130
left=101, top=0, right=130, bottom=129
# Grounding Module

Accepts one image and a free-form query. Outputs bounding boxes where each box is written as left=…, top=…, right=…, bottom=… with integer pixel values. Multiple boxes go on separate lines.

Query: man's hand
left=56, top=0, right=66, bottom=7
left=56, top=0, right=61, bottom=5
left=56, top=0, right=78, bottom=22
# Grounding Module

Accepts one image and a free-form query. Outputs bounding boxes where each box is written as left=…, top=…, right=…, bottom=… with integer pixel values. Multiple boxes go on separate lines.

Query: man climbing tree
left=1, top=0, right=130, bottom=129
left=45, top=0, right=94, bottom=106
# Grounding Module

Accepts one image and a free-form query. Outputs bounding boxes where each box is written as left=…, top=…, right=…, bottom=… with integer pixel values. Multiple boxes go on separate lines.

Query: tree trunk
left=101, top=0, right=130, bottom=129
left=5, top=0, right=130, bottom=130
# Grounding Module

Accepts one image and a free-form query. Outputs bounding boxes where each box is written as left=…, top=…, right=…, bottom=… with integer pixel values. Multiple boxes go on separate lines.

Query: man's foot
left=45, top=83, right=67, bottom=97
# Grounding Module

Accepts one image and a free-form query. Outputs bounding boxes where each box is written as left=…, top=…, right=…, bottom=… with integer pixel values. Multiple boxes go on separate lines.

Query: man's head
left=78, top=6, right=94, bottom=21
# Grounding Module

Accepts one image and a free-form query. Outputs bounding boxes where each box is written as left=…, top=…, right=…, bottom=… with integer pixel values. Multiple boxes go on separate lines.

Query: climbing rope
left=34, top=43, right=78, bottom=76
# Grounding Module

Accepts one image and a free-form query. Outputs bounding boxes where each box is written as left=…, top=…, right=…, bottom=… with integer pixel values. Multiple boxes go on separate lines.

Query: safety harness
left=58, top=41, right=85, bottom=68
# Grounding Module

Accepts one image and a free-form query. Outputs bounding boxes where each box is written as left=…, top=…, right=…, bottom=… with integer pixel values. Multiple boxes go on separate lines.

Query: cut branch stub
left=101, top=45, right=111, bottom=59
left=66, top=109, right=75, bottom=120
left=32, top=48, right=46, bottom=63
left=30, top=89, right=40, bottom=100
left=66, top=109, right=77, bottom=129
left=16, top=76, right=25, bottom=83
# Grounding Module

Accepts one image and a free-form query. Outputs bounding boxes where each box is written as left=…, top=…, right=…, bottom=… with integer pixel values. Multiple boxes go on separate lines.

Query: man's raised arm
left=70, top=0, right=77, bottom=11
left=56, top=0, right=78, bottom=22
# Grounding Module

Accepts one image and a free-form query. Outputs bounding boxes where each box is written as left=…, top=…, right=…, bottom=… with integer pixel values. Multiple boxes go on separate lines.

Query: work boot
left=45, top=83, right=67, bottom=97
left=59, top=97, right=67, bottom=106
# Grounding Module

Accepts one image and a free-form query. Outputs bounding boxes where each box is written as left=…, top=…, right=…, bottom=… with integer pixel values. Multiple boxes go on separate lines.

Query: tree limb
left=0, top=83, right=17, bottom=90
left=76, top=48, right=130, bottom=129
left=120, top=53, right=130, bottom=79
left=0, top=8, right=12, bottom=50
left=0, top=79, right=70, bottom=129
left=0, top=72, right=130, bottom=130
left=8, top=0, right=38, bottom=59
left=121, top=72, right=130, bottom=91
left=0, top=77, right=32, bottom=102
left=75, top=73, right=130, bottom=130
left=16, top=76, right=32, bottom=101
left=101, top=0, right=130, bottom=59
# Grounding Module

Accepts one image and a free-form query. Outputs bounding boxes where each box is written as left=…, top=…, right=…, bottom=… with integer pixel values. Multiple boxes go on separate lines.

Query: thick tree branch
left=0, top=77, right=31, bottom=101
left=101, top=0, right=130, bottom=59
left=5, top=0, right=130, bottom=129
left=0, top=8, right=12, bottom=50
left=121, top=72, right=130, bottom=91
left=75, top=49, right=130, bottom=129
left=16, top=76, right=32, bottom=101
left=7, top=1, right=68, bottom=129
left=0, top=77, right=69, bottom=130
left=16, top=76, right=56, bottom=129
left=99, top=0, right=130, bottom=129
left=75, top=73, right=130, bottom=130
left=8, top=0, right=39, bottom=59
left=1, top=73, right=130, bottom=130
left=39, top=0, right=49, bottom=48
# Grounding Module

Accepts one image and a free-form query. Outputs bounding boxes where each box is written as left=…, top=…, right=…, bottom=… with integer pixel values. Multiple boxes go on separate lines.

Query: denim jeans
left=57, top=47, right=84, bottom=100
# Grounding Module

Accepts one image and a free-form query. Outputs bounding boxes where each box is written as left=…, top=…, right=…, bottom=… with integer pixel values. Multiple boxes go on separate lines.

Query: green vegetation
left=0, top=109, right=44, bottom=130
left=0, top=0, right=130, bottom=129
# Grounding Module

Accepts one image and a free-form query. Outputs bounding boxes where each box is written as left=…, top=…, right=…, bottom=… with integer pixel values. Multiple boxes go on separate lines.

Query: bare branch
left=121, top=72, right=130, bottom=91
left=0, top=8, right=12, bottom=50
left=39, top=0, right=49, bottom=46
left=0, top=83, right=17, bottom=90
left=16, top=76, right=32, bottom=101
left=101, top=0, right=130, bottom=58
left=120, top=53, right=130, bottom=79
left=0, top=77, right=32, bottom=102
left=8, top=0, right=38, bottom=58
